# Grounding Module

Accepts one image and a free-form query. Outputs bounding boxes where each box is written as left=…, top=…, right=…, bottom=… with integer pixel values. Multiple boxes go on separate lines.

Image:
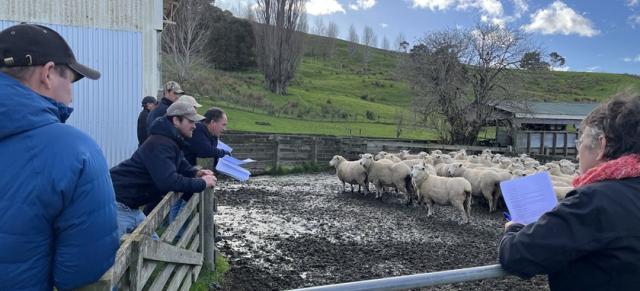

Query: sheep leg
left=425, top=199, right=434, bottom=217
left=350, top=183, right=355, bottom=193
left=464, top=192, right=472, bottom=219
left=452, top=200, right=469, bottom=224
left=341, top=181, right=346, bottom=193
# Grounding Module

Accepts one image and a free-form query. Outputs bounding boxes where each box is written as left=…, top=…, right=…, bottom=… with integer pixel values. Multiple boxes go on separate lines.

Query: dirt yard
left=214, top=173, right=549, bottom=290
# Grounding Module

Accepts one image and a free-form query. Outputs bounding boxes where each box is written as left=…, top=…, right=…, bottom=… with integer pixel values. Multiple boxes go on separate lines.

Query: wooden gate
left=80, top=188, right=216, bottom=291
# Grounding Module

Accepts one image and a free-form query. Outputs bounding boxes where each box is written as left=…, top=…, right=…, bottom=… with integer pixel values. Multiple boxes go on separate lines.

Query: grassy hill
left=170, top=34, right=640, bottom=141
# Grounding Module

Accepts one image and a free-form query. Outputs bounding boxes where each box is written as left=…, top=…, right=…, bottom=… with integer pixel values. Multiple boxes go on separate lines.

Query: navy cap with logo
left=0, top=23, right=100, bottom=82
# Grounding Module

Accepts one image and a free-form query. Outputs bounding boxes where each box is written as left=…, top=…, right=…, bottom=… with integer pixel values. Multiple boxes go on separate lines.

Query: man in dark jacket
left=137, top=95, right=157, bottom=146
left=0, top=24, right=118, bottom=290
left=146, top=80, right=184, bottom=135
left=111, top=102, right=217, bottom=238
left=170, top=107, right=229, bottom=223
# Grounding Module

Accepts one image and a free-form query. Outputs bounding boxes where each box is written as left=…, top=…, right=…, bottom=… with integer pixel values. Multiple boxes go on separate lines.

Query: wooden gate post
left=201, top=188, right=215, bottom=270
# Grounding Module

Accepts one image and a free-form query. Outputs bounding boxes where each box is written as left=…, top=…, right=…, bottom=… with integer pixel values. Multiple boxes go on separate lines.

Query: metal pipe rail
left=290, top=264, right=509, bottom=291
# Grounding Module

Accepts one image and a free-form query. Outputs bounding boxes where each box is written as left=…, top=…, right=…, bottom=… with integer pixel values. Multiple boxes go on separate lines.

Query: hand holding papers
left=499, top=172, right=558, bottom=224
left=214, top=142, right=254, bottom=182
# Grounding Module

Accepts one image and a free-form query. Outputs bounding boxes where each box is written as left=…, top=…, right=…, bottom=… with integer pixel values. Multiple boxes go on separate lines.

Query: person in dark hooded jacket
left=111, top=102, right=217, bottom=238
left=170, top=107, right=229, bottom=226
left=146, top=80, right=183, bottom=135
left=0, top=24, right=118, bottom=290
left=137, top=95, right=158, bottom=146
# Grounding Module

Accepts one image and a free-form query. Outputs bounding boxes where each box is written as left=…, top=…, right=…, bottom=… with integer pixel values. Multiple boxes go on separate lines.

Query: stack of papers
left=214, top=141, right=254, bottom=182
left=499, top=172, right=558, bottom=224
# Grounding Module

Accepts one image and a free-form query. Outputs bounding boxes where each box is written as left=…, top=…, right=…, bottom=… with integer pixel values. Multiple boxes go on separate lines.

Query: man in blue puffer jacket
left=0, top=24, right=119, bottom=290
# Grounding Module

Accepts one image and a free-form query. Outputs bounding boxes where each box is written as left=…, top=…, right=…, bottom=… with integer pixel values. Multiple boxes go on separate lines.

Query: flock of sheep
left=329, top=149, right=578, bottom=224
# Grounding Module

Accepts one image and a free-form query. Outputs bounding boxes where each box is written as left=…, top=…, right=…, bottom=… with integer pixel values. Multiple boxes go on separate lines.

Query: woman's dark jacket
left=499, top=177, right=640, bottom=290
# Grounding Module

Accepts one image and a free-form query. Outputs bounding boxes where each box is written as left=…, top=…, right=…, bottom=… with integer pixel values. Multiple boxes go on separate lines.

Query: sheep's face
left=329, top=155, right=341, bottom=167
left=411, top=164, right=427, bottom=180
left=448, top=163, right=464, bottom=177
left=360, top=154, right=374, bottom=168
left=374, top=151, right=387, bottom=160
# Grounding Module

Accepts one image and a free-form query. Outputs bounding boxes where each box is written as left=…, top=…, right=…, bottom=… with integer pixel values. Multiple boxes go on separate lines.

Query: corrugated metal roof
left=496, top=102, right=598, bottom=118
left=0, top=0, right=162, bottom=31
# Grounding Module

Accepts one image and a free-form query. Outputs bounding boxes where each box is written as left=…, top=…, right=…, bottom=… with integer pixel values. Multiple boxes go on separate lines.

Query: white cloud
left=623, top=54, right=640, bottom=62
left=628, top=0, right=639, bottom=7
left=410, top=0, right=457, bottom=11
left=513, top=0, right=528, bottom=18
left=522, top=1, right=600, bottom=37
left=551, top=66, right=570, bottom=71
left=586, top=66, right=600, bottom=72
left=380, top=23, right=389, bottom=28
left=410, top=0, right=527, bottom=27
left=629, top=14, right=640, bottom=28
left=306, top=0, right=345, bottom=15
left=349, top=0, right=377, bottom=10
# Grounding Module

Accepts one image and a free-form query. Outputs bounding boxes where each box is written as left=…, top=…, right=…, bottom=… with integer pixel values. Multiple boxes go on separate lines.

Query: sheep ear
left=359, top=154, right=362, bottom=158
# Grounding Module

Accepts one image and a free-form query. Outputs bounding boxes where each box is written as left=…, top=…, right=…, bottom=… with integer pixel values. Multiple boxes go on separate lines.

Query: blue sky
left=216, top=0, right=640, bottom=75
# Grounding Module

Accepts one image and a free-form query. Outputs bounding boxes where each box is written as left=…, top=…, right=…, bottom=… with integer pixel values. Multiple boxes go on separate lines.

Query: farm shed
left=491, top=101, right=598, bottom=156
left=0, top=0, right=163, bottom=166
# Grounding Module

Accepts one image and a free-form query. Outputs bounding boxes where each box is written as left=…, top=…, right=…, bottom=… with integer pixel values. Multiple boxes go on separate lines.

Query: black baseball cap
left=0, top=24, right=100, bottom=82
left=141, top=96, right=158, bottom=106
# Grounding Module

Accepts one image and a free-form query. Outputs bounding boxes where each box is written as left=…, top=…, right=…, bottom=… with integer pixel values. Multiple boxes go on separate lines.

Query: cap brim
left=68, top=61, right=101, bottom=82
left=185, top=113, right=205, bottom=122
left=175, top=89, right=185, bottom=94
left=194, top=103, right=202, bottom=107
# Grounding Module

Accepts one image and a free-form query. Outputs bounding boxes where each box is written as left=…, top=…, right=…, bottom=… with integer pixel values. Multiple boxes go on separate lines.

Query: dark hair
left=203, top=107, right=225, bottom=124
left=167, top=115, right=185, bottom=123
left=581, top=94, right=640, bottom=159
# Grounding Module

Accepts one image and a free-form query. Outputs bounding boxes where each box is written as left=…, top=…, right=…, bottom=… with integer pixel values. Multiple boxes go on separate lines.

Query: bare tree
left=313, top=17, right=326, bottom=36
left=463, top=23, right=530, bottom=144
left=405, top=24, right=531, bottom=145
left=253, top=0, right=306, bottom=95
left=382, top=35, right=390, bottom=50
left=326, top=21, right=339, bottom=58
left=348, top=24, right=359, bottom=56
left=162, top=0, right=212, bottom=82
left=394, top=32, right=407, bottom=52
left=362, top=25, right=376, bottom=68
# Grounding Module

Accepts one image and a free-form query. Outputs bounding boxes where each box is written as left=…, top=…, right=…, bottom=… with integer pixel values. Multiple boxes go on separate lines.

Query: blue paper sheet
left=213, top=142, right=252, bottom=181
left=216, top=156, right=251, bottom=181
left=217, top=140, right=232, bottom=153
left=499, top=172, right=558, bottom=224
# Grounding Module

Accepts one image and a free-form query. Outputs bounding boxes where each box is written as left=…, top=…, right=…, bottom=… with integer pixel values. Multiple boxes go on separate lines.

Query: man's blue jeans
left=116, top=202, right=158, bottom=240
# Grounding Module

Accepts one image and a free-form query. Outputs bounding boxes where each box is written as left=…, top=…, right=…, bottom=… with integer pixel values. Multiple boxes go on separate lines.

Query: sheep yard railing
left=290, top=264, right=510, bottom=291
left=78, top=188, right=216, bottom=291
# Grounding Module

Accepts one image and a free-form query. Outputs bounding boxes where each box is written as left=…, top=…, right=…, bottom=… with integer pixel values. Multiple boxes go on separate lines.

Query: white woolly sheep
left=359, top=154, right=414, bottom=203
left=411, top=164, right=472, bottom=223
left=448, top=164, right=503, bottom=212
left=329, top=155, right=369, bottom=195
left=400, top=150, right=428, bottom=160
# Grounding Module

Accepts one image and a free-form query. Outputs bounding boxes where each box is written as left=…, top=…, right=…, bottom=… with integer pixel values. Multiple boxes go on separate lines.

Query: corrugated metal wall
left=0, top=20, right=142, bottom=166
left=0, top=0, right=162, bottom=166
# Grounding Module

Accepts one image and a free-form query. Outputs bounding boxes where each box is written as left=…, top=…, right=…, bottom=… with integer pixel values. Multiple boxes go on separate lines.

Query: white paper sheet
left=216, top=156, right=251, bottom=182
left=499, top=172, right=558, bottom=224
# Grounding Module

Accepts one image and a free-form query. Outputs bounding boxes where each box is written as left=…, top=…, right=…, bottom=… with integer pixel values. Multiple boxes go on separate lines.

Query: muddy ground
left=214, top=173, right=549, bottom=291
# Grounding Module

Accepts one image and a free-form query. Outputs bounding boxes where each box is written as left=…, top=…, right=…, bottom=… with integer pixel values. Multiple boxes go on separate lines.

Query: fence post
left=311, top=137, right=318, bottom=163
left=274, top=135, right=281, bottom=170
left=201, top=188, right=215, bottom=270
